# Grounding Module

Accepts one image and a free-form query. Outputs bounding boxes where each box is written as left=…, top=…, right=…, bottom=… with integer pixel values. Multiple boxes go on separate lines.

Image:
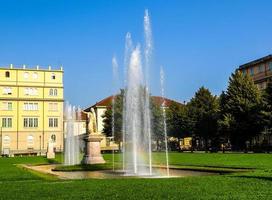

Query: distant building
left=238, top=54, right=272, bottom=90
left=0, top=65, right=64, bottom=156
left=63, top=110, right=88, bottom=153
left=84, top=95, right=181, bottom=151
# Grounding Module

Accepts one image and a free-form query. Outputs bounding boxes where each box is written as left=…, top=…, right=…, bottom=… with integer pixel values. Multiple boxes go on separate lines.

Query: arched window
left=27, top=135, right=34, bottom=145
left=24, top=72, right=29, bottom=79
left=51, top=73, right=56, bottom=80
left=51, top=134, right=56, bottom=142
left=49, top=89, right=53, bottom=96
left=54, top=89, right=57, bottom=96
left=33, top=72, right=38, bottom=79
left=5, top=71, right=10, bottom=78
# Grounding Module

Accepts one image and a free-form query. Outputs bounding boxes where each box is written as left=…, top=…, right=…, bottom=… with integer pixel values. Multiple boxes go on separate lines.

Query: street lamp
left=39, top=135, right=41, bottom=156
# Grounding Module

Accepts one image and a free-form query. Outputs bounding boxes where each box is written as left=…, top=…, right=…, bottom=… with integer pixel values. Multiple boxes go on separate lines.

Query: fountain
left=121, top=9, right=169, bottom=176
left=64, top=102, right=80, bottom=166
left=111, top=56, right=119, bottom=171
left=160, top=67, right=170, bottom=177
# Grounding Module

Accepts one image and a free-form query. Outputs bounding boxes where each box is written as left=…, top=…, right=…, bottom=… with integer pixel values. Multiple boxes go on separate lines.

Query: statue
left=83, top=108, right=105, bottom=164
left=46, top=139, right=55, bottom=159
left=88, top=108, right=97, bottom=133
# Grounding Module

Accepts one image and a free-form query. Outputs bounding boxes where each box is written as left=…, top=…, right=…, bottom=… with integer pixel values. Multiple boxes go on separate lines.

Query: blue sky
left=1, top=0, right=272, bottom=107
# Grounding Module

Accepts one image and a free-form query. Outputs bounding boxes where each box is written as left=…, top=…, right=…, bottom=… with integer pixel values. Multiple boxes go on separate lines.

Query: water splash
left=143, top=9, right=153, bottom=175
left=124, top=32, right=133, bottom=86
left=144, top=9, right=153, bottom=68
left=121, top=9, right=169, bottom=176
left=64, top=102, right=80, bottom=166
left=122, top=32, right=133, bottom=171
left=111, top=56, right=119, bottom=171
left=160, top=67, right=170, bottom=177
left=124, top=44, right=150, bottom=175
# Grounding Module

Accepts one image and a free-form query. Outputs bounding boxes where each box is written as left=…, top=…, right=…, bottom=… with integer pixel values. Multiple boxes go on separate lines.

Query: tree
left=102, top=90, right=124, bottom=149
left=221, top=70, right=265, bottom=150
left=167, top=102, right=191, bottom=137
left=102, top=89, right=165, bottom=151
left=263, top=80, right=272, bottom=128
left=150, top=98, right=164, bottom=151
left=187, top=87, right=219, bottom=151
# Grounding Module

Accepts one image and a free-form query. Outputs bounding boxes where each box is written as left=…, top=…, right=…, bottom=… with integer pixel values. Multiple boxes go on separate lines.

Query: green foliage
left=221, top=71, right=266, bottom=150
left=187, top=87, right=219, bottom=149
left=102, top=90, right=124, bottom=145
left=262, top=80, right=272, bottom=128
left=166, top=102, right=191, bottom=138
left=150, top=98, right=164, bottom=149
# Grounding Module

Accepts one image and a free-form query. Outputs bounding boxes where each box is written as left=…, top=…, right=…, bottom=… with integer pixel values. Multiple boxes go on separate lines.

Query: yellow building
left=0, top=65, right=64, bottom=156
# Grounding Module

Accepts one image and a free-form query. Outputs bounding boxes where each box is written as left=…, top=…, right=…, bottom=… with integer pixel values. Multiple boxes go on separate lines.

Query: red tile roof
left=84, top=95, right=182, bottom=111
left=64, top=110, right=88, bottom=120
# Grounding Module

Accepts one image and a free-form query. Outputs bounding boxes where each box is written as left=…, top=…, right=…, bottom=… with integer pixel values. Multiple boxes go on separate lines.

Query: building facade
left=238, top=54, right=272, bottom=90
left=0, top=65, right=64, bottom=156
left=84, top=95, right=181, bottom=151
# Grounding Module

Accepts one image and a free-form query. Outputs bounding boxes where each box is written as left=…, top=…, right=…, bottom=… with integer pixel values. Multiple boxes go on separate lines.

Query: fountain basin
left=22, top=164, right=232, bottom=180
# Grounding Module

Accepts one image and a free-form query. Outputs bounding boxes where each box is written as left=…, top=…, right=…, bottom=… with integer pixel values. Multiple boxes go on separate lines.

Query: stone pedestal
left=46, top=141, right=55, bottom=159
left=83, top=134, right=105, bottom=164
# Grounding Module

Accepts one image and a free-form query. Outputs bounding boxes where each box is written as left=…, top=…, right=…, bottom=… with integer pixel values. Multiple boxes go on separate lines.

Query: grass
left=0, top=152, right=271, bottom=199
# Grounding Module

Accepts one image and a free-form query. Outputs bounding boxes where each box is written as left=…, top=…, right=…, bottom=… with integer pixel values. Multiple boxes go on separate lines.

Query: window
left=34, top=118, right=38, bottom=127
left=29, top=118, right=33, bottom=127
left=27, top=135, right=34, bottom=145
left=5, top=71, right=10, bottom=78
left=3, top=136, right=10, bottom=145
left=51, top=134, right=56, bottom=142
left=49, top=118, right=53, bottom=127
left=3, top=87, right=12, bottom=95
left=49, top=118, right=58, bottom=127
left=49, top=88, right=57, bottom=96
left=51, top=73, right=56, bottom=80
left=23, top=103, right=38, bottom=111
left=2, top=118, right=12, bottom=128
left=269, top=62, right=272, bottom=71
left=23, top=118, right=38, bottom=128
left=250, top=67, right=254, bottom=76
left=24, top=72, right=29, bottom=79
left=32, top=72, right=38, bottom=79
left=2, top=102, right=12, bottom=110
left=24, top=88, right=38, bottom=96
left=49, top=103, right=58, bottom=111
left=8, top=102, right=12, bottom=110
left=258, top=65, right=264, bottom=73
left=242, top=69, right=247, bottom=75
left=54, top=118, right=58, bottom=127
left=49, top=89, right=53, bottom=96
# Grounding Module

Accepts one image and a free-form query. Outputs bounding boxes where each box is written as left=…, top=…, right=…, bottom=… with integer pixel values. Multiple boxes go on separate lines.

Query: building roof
left=151, top=96, right=180, bottom=107
left=239, top=54, right=272, bottom=70
left=64, top=110, right=88, bottom=121
left=84, top=95, right=182, bottom=111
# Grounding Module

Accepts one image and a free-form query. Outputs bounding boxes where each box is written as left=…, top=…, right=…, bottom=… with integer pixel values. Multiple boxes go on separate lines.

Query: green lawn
left=0, top=153, right=271, bottom=200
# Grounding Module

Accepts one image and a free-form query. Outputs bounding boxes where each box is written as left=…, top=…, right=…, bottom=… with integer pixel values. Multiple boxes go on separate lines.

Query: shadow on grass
left=231, top=175, right=272, bottom=182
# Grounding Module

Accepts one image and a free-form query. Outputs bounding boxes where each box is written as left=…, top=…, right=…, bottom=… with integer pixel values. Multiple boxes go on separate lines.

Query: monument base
left=83, top=134, right=105, bottom=164
left=46, top=141, right=55, bottom=159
